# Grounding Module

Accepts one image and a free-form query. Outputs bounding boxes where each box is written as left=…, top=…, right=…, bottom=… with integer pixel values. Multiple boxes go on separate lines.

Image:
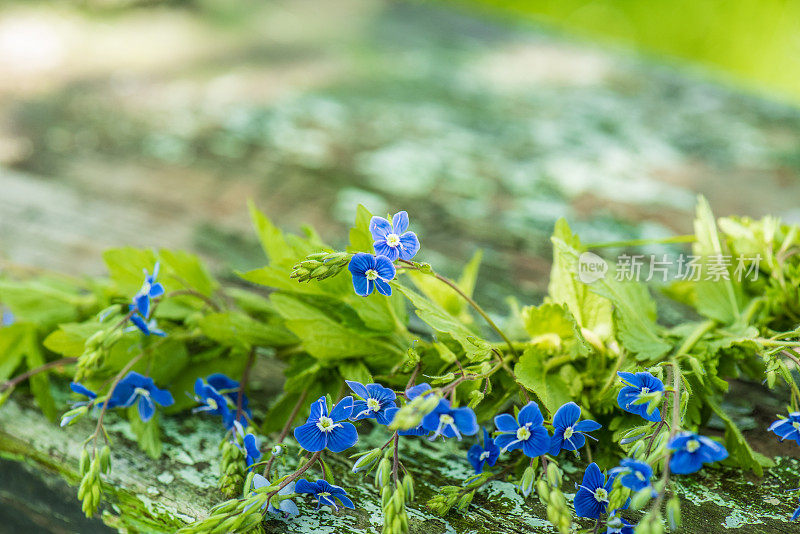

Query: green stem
left=675, top=320, right=716, bottom=357
left=0, top=357, right=77, bottom=391
left=399, top=260, right=517, bottom=358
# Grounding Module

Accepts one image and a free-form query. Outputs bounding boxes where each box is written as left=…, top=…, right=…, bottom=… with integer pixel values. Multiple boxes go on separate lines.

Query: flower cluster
left=348, top=211, right=420, bottom=297
left=127, top=263, right=166, bottom=336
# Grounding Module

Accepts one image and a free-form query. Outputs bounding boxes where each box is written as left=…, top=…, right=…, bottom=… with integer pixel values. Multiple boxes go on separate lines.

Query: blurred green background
left=468, top=0, right=800, bottom=103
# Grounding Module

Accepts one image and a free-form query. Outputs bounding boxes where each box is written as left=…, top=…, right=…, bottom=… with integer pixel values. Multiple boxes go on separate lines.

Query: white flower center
left=367, top=398, right=381, bottom=412
left=563, top=426, right=574, bottom=439
left=134, top=387, right=150, bottom=398
left=793, top=421, right=800, bottom=430
left=440, top=414, right=454, bottom=426
left=640, top=387, right=650, bottom=395
left=636, top=471, right=646, bottom=481
left=479, top=451, right=491, bottom=461
left=207, top=397, right=218, bottom=410
left=386, top=233, right=400, bottom=247
left=516, top=425, right=531, bottom=441
left=365, top=269, right=379, bottom=281
left=316, top=416, right=337, bottom=433
left=593, top=488, right=609, bottom=502
left=686, top=439, right=700, bottom=453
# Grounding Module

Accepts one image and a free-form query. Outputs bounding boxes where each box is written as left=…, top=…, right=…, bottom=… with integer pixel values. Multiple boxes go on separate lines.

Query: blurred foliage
left=467, top=0, right=800, bottom=103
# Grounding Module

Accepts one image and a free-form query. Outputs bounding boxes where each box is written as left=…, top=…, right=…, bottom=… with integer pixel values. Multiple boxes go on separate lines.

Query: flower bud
left=546, top=462, right=562, bottom=487
left=352, top=448, right=382, bottom=473
left=519, top=466, right=535, bottom=498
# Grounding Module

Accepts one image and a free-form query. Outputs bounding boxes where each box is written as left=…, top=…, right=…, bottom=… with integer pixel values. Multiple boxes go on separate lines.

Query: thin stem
left=91, top=352, right=145, bottom=449
left=266, top=451, right=321, bottom=502
left=650, top=362, right=681, bottom=513
left=263, top=389, right=308, bottom=478
left=399, top=260, right=517, bottom=358
left=1, top=357, right=77, bottom=391
left=392, top=433, right=400, bottom=486
left=405, top=363, right=421, bottom=390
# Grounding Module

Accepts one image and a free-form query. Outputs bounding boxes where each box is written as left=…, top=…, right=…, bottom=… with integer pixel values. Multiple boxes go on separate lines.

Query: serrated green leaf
left=129, top=406, right=162, bottom=459
left=515, top=346, right=571, bottom=413
left=347, top=204, right=374, bottom=254
left=158, top=249, right=218, bottom=297
left=199, top=311, right=297, bottom=349
left=520, top=302, right=590, bottom=356
left=392, top=281, right=474, bottom=351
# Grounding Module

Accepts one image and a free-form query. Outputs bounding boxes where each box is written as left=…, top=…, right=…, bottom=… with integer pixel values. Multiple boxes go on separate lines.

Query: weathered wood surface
left=1, top=392, right=799, bottom=533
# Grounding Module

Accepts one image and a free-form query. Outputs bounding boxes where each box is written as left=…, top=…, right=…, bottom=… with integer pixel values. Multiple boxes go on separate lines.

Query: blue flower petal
left=374, top=255, right=396, bottom=280
left=553, top=402, right=580, bottom=428
left=346, top=380, right=370, bottom=401
left=326, top=423, right=358, bottom=453
left=70, top=382, right=97, bottom=399
left=150, top=386, right=174, bottom=407
left=398, top=232, right=420, bottom=260
left=294, top=479, right=318, bottom=494
left=521, top=426, right=550, bottom=457
left=452, top=406, right=479, bottom=436
left=330, top=396, right=354, bottom=421
left=138, top=395, right=155, bottom=422
left=518, top=401, right=544, bottom=426
left=294, top=421, right=326, bottom=452
left=374, top=278, right=392, bottom=296
left=574, top=419, right=602, bottom=432
left=348, top=252, right=375, bottom=275
left=308, top=396, right=327, bottom=421
left=374, top=241, right=399, bottom=261
left=369, top=216, right=392, bottom=240
left=392, top=211, right=409, bottom=234
left=494, top=413, right=519, bottom=432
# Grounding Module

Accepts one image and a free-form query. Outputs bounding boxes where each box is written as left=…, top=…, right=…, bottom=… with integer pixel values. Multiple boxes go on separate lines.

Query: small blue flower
left=107, top=371, right=174, bottom=422
left=295, top=479, right=355, bottom=511
left=346, top=380, right=397, bottom=425
left=493, top=401, right=550, bottom=457
left=574, top=462, right=613, bottom=519
left=668, top=432, right=728, bottom=474
left=132, top=263, right=165, bottom=319
left=348, top=253, right=396, bottom=297
left=422, top=398, right=478, bottom=441
left=605, top=517, right=635, bottom=534
left=127, top=304, right=167, bottom=337
left=243, top=433, right=262, bottom=469
left=768, top=412, right=800, bottom=446
left=369, top=211, right=420, bottom=262
left=293, top=396, right=359, bottom=453
left=548, top=402, right=601, bottom=456
left=467, top=428, right=500, bottom=474
left=617, top=372, right=664, bottom=423
left=250, top=474, right=299, bottom=516
left=208, top=373, right=252, bottom=426
left=609, top=459, right=654, bottom=495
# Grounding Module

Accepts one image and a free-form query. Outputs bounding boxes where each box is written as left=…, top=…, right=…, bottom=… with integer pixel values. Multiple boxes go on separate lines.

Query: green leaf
left=0, top=324, right=27, bottom=381
left=692, top=196, right=744, bottom=324
left=23, top=325, right=57, bottom=422
left=249, top=200, right=296, bottom=268
left=515, top=346, right=572, bottom=413
left=199, top=312, right=298, bottom=349
left=103, top=247, right=158, bottom=296
left=43, top=322, right=103, bottom=358
left=129, top=406, right=162, bottom=459
left=408, top=249, right=483, bottom=319
left=338, top=360, right=372, bottom=385
left=548, top=219, right=613, bottom=341
left=158, top=249, right=218, bottom=296
left=392, top=281, right=475, bottom=350
left=520, top=302, right=590, bottom=356
left=0, top=279, right=83, bottom=329
left=707, top=397, right=771, bottom=475
left=347, top=204, right=374, bottom=254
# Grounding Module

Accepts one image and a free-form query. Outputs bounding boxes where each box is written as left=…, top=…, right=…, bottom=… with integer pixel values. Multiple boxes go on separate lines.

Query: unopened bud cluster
left=388, top=394, right=439, bottom=432
left=536, top=463, right=571, bottom=534
left=219, top=438, right=247, bottom=498
left=78, top=446, right=110, bottom=517
left=290, top=252, right=352, bottom=283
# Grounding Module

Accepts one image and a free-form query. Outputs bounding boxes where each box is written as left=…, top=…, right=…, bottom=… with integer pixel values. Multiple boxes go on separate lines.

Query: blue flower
left=69, top=382, right=97, bottom=405
left=422, top=398, right=478, bottom=441
left=107, top=371, right=174, bottom=422
left=793, top=502, right=800, bottom=521
left=127, top=304, right=167, bottom=337
left=668, top=432, right=728, bottom=474
left=132, top=263, right=165, bottom=319
left=548, top=402, right=601, bottom=456
left=617, top=372, right=664, bottom=423
left=293, top=396, right=359, bottom=453
left=493, top=401, right=550, bottom=457
left=768, top=412, right=800, bottom=445
left=193, top=378, right=230, bottom=415
left=243, top=433, right=262, bottom=469
left=609, top=459, right=654, bottom=493
left=208, top=373, right=252, bottom=426
left=574, top=462, right=613, bottom=519
left=348, top=253, right=396, bottom=297
left=606, top=517, right=635, bottom=534
left=295, top=479, right=355, bottom=511
left=369, top=211, right=420, bottom=262
left=467, top=428, right=500, bottom=474
left=346, top=380, right=397, bottom=425
left=250, top=474, right=299, bottom=516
